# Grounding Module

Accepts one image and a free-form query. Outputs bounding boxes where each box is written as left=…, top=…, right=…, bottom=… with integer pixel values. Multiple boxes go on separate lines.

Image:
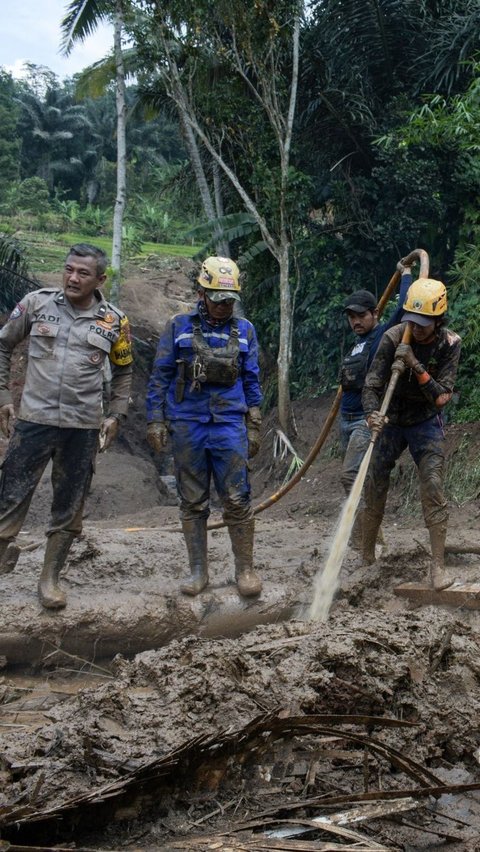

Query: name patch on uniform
left=89, top=323, right=116, bottom=342
left=36, top=313, right=60, bottom=324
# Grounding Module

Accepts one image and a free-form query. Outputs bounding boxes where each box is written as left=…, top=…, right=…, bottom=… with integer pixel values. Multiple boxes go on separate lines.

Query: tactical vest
left=341, top=334, right=376, bottom=392
left=187, top=315, right=240, bottom=391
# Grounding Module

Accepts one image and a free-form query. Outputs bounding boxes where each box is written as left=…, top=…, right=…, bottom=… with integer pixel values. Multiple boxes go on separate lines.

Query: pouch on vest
left=188, top=316, right=240, bottom=391
left=341, top=336, right=374, bottom=392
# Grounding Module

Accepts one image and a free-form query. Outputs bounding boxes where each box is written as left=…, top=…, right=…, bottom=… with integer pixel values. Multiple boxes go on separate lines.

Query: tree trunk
left=212, top=161, right=230, bottom=256
left=277, top=242, right=293, bottom=435
left=178, top=109, right=216, bottom=222
left=110, top=3, right=127, bottom=305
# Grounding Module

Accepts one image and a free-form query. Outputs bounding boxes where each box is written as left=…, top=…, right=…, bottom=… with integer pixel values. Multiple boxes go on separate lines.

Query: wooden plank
left=394, top=580, right=480, bottom=609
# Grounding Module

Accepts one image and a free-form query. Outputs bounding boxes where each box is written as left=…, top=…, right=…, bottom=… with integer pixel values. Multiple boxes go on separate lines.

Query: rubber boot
left=349, top=511, right=364, bottom=552
left=228, top=520, right=262, bottom=597
left=429, top=523, right=453, bottom=591
left=38, top=531, right=74, bottom=609
left=362, top=513, right=382, bottom=566
left=0, top=539, right=21, bottom=576
left=180, top=518, right=209, bottom=596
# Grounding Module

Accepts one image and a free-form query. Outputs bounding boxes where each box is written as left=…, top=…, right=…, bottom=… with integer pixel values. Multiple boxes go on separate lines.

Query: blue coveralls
left=146, top=306, right=263, bottom=523
left=340, top=273, right=412, bottom=493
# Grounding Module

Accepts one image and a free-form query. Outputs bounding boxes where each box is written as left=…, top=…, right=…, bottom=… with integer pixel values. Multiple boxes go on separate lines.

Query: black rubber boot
left=429, top=523, right=453, bottom=591
left=38, top=531, right=74, bottom=609
left=228, top=519, right=262, bottom=597
left=180, top=518, right=209, bottom=596
left=0, top=539, right=21, bottom=576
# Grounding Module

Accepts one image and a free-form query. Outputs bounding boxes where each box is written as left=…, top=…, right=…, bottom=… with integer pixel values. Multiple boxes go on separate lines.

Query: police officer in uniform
left=146, top=256, right=263, bottom=597
left=0, top=243, right=133, bottom=609
left=340, top=262, right=412, bottom=548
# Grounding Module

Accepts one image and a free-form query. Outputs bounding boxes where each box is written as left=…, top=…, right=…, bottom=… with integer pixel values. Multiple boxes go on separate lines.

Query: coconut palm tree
left=16, top=86, right=93, bottom=193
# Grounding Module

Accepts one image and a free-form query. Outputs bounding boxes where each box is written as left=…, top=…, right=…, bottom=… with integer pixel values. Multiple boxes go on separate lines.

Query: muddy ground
left=0, top=257, right=480, bottom=851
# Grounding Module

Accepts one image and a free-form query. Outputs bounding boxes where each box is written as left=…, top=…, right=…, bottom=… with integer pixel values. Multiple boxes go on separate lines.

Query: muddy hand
left=246, top=406, right=262, bottom=459
left=367, top=410, right=388, bottom=434
left=100, top=416, right=119, bottom=452
left=395, top=342, right=418, bottom=370
left=397, top=258, right=412, bottom=274
left=0, top=404, right=15, bottom=438
left=146, top=421, right=168, bottom=454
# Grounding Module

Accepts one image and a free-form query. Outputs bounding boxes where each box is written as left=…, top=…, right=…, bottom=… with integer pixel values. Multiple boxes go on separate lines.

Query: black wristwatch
left=111, top=412, right=127, bottom=424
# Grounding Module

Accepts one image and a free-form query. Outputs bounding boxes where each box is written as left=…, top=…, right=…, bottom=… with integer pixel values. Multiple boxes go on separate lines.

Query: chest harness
left=175, top=316, right=240, bottom=401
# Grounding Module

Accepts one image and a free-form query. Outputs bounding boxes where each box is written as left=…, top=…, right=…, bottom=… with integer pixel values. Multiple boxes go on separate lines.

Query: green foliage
left=121, top=223, right=143, bottom=258
left=78, top=204, right=110, bottom=235
left=0, top=232, right=38, bottom=310
left=0, top=72, right=20, bottom=193
left=13, top=177, right=51, bottom=214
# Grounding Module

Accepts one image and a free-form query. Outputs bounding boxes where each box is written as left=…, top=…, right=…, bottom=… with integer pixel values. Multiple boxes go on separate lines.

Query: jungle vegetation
left=1, top=0, right=479, bottom=426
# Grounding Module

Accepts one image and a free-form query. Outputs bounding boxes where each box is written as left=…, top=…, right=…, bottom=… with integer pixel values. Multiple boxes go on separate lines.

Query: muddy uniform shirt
left=0, top=288, right=133, bottom=428
left=146, top=307, right=263, bottom=423
left=362, top=323, right=461, bottom=427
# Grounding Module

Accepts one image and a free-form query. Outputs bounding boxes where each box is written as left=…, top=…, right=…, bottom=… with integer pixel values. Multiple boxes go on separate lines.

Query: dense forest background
left=1, top=0, right=479, bottom=422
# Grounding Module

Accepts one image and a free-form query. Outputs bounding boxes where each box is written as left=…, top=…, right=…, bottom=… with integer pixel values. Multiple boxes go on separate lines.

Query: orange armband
left=416, top=370, right=430, bottom=385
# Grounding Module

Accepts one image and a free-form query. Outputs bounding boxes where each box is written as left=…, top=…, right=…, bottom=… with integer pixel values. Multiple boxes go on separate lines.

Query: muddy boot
left=38, top=531, right=74, bottom=609
left=180, top=518, right=208, bottom=596
left=349, top=511, right=364, bottom=552
left=0, top=539, right=21, bottom=576
left=362, top=513, right=382, bottom=566
left=429, top=523, right=453, bottom=591
left=228, top=520, right=262, bottom=597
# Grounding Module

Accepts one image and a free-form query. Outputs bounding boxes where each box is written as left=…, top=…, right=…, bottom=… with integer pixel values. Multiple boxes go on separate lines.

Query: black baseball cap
left=343, top=289, right=377, bottom=312
left=401, top=311, right=433, bottom=327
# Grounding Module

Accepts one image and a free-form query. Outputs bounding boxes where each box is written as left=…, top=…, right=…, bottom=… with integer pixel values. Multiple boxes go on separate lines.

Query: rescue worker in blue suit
left=340, top=259, right=412, bottom=548
left=146, top=256, right=263, bottom=597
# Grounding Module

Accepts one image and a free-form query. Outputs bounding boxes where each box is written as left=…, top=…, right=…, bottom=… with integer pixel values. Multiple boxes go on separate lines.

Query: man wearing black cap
left=339, top=262, right=412, bottom=549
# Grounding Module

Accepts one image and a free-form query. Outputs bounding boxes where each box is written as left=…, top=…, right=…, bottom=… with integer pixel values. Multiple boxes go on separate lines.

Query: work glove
left=366, top=410, right=388, bottom=434
left=99, top=416, right=119, bottom=452
left=147, top=421, right=169, bottom=454
left=396, top=259, right=412, bottom=275
left=246, top=406, right=262, bottom=459
left=0, top=403, right=15, bottom=439
left=395, top=343, right=419, bottom=370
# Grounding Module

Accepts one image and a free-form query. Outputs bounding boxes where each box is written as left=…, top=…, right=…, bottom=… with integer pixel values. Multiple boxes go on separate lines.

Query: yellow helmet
left=197, top=256, right=241, bottom=294
left=402, top=278, right=447, bottom=323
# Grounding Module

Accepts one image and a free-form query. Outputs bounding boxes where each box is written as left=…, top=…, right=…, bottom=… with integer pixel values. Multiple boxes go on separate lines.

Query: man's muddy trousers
left=169, top=418, right=252, bottom=524
left=364, top=414, right=448, bottom=529
left=0, top=420, right=99, bottom=541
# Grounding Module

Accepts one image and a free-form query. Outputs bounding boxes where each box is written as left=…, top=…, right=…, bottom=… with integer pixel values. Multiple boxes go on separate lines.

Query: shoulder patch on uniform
left=103, top=301, right=124, bottom=320
left=8, top=303, right=25, bottom=321
left=109, top=316, right=133, bottom=366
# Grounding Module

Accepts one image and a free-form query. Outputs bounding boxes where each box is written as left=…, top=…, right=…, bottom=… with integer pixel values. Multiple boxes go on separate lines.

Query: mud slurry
left=2, top=603, right=480, bottom=848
